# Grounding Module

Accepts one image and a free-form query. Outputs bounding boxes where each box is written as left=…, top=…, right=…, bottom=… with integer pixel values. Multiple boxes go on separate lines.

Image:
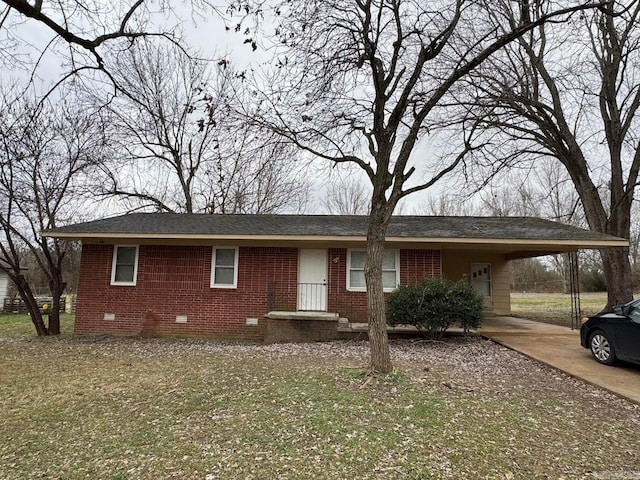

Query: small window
left=347, top=249, right=399, bottom=292
left=111, top=245, right=139, bottom=286
left=211, top=247, right=238, bottom=288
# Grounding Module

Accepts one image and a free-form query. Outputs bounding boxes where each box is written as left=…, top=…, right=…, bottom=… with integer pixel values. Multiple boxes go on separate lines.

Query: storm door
left=298, top=249, right=328, bottom=311
left=471, top=263, right=492, bottom=308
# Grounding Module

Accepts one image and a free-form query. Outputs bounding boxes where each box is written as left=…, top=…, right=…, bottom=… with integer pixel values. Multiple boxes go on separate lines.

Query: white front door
left=298, top=249, right=327, bottom=311
left=471, top=263, right=492, bottom=308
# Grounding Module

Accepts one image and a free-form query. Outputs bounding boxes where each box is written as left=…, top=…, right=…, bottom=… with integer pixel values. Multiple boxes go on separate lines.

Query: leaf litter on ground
left=0, top=335, right=638, bottom=479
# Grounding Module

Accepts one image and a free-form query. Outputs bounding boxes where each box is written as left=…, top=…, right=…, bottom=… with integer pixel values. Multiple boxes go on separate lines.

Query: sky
left=0, top=1, right=463, bottom=217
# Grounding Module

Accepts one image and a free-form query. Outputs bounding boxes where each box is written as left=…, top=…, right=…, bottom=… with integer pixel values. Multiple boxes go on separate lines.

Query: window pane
left=382, top=251, right=396, bottom=269
left=472, top=280, right=491, bottom=297
left=115, top=265, right=134, bottom=282
left=350, top=270, right=365, bottom=288
left=350, top=251, right=366, bottom=269
left=215, top=266, right=234, bottom=285
left=216, top=248, right=235, bottom=267
left=117, top=246, right=136, bottom=265
left=382, top=271, right=397, bottom=289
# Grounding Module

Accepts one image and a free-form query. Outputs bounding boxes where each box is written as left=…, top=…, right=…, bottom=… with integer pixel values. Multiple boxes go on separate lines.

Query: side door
left=470, top=263, right=492, bottom=309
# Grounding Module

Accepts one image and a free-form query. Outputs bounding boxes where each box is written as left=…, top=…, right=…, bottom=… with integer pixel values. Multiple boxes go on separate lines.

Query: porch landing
left=265, top=311, right=339, bottom=321
left=264, top=311, right=342, bottom=344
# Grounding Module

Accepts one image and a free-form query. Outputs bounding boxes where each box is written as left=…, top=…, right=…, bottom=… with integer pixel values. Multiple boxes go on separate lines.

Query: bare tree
left=417, top=193, right=479, bottom=216
left=459, top=0, right=639, bottom=308
left=532, top=161, right=586, bottom=293
left=322, top=171, right=370, bottom=215
left=480, top=180, right=538, bottom=217
left=0, top=1, right=217, bottom=82
left=90, top=40, right=308, bottom=214
left=238, top=0, right=607, bottom=373
left=534, top=160, right=583, bottom=226
left=478, top=165, right=586, bottom=293
left=0, top=87, right=103, bottom=335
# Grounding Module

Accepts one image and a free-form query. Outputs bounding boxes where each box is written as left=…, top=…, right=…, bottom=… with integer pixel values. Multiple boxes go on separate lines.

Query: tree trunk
left=47, top=276, right=66, bottom=336
left=601, top=247, right=633, bottom=310
left=15, top=274, right=49, bottom=336
left=47, top=308, right=61, bottom=336
left=365, top=216, right=392, bottom=374
left=576, top=191, right=633, bottom=309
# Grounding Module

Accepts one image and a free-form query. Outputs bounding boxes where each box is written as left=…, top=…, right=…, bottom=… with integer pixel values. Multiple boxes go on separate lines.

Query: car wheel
left=590, top=331, right=617, bottom=366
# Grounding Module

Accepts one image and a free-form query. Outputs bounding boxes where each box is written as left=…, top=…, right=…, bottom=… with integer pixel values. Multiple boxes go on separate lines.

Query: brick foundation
left=264, top=314, right=340, bottom=344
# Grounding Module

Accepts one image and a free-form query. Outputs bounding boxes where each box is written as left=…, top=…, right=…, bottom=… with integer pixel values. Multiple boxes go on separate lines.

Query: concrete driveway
left=480, top=316, right=640, bottom=404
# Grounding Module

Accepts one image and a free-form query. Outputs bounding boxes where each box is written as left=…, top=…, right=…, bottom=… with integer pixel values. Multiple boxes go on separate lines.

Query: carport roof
left=44, top=213, right=626, bottom=257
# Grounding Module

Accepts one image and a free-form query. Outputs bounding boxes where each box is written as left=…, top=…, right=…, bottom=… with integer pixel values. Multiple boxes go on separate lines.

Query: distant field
left=510, top=292, right=608, bottom=326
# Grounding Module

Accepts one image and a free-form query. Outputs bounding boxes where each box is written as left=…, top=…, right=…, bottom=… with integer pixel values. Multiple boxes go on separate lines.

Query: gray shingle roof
left=44, top=213, right=624, bottom=243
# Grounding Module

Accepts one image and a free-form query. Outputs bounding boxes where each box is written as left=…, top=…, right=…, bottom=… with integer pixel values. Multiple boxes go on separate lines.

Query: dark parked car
left=580, top=298, right=640, bottom=366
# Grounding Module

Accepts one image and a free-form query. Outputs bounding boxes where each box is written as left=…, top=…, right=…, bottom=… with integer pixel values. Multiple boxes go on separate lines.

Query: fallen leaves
left=0, top=335, right=638, bottom=479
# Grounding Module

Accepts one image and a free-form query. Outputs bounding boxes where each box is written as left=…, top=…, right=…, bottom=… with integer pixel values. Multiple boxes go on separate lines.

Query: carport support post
left=569, top=252, right=581, bottom=330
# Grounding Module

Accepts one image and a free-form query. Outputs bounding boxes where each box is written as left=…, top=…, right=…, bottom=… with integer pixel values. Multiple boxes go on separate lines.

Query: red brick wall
left=75, top=244, right=441, bottom=339
left=75, top=244, right=297, bottom=340
left=327, top=248, right=441, bottom=323
left=401, top=249, right=442, bottom=285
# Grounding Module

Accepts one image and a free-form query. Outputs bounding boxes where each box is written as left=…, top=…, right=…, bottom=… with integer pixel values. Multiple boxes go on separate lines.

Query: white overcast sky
left=1, top=3, right=451, bottom=216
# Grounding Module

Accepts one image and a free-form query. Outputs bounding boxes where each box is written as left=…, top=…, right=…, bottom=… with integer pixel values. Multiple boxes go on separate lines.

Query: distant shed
left=0, top=270, right=9, bottom=310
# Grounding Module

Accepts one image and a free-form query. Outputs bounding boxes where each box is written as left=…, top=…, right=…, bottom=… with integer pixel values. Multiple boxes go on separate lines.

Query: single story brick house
left=44, top=214, right=627, bottom=342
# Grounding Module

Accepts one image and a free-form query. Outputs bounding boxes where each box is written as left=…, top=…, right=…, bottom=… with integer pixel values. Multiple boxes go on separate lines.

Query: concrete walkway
left=480, top=316, right=640, bottom=404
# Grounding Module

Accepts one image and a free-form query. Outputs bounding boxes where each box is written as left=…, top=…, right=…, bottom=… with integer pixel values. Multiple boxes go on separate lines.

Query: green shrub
left=448, top=280, right=484, bottom=332
left=387, top=277, right=483, bottom=337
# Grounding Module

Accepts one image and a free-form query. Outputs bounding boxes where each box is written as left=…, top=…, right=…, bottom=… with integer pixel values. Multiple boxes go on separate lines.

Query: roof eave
left=42, top=231, right=628, bottom=250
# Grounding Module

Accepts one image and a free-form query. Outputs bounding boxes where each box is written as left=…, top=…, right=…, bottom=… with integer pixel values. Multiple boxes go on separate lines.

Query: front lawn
left=0, top=329, right=638, bottom=479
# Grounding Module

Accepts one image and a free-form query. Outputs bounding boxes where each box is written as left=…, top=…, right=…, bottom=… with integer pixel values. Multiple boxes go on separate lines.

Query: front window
left=111, top=245, right=139, bottom=286
left=211, top=247, right=238, bottom=288
left=347, top=249, right=399, bottom=291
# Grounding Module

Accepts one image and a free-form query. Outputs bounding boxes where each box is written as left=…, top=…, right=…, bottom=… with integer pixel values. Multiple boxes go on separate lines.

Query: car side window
left=629, top=306, right=640, bottom=322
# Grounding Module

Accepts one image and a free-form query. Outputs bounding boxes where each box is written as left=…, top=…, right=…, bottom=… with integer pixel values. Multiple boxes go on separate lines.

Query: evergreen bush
left=387, top=277, right=483, bottom=337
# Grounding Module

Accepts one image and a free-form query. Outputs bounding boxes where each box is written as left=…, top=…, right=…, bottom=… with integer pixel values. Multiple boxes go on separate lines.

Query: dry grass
left=0, top=312, right=75, bottom=338
left=511, top=292, right=609, bottom=325
left=1, top=314, right=639, bottom=479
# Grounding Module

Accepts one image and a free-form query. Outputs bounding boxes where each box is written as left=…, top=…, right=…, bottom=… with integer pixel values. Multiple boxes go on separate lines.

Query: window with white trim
left=211, top=247, right=239, bottom=288
left=347, top=249, right=399, bottom=291
left=111, top=245, right=139, bottom=286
